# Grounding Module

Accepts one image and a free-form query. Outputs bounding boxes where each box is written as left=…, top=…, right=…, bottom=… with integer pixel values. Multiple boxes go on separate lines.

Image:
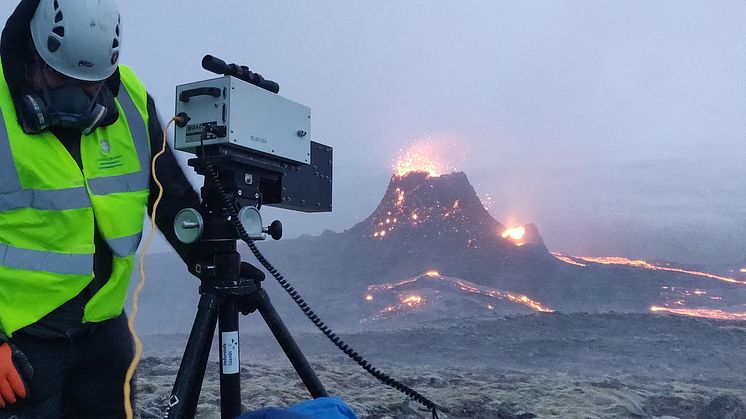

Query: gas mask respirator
left=18, top=82, right=119, bottom=135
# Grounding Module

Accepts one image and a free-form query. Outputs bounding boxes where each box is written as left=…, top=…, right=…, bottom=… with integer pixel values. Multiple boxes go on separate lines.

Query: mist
left=1, top=1, right=744, bottom=266
left=4, top=3, right=746, bottom=417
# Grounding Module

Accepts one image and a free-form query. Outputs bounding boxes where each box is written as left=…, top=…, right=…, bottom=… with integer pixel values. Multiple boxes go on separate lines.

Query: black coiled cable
left=206, top=165, right=441, bottom=419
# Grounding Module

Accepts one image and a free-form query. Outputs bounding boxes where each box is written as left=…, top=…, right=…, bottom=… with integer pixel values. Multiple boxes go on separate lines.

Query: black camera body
left=175, top=55, right=332, bottom=213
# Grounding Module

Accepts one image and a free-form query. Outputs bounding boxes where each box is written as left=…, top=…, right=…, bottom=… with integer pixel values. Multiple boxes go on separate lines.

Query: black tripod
left=164, top=156, right=328, bottom=419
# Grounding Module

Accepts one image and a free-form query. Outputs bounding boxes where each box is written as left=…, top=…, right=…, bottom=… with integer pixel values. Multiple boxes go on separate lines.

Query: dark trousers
left=0, top=314, right=135, bottom=419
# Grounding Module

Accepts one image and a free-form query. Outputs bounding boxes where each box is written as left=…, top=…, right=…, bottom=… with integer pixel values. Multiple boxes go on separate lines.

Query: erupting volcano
left=348, top=140, right=548, bottom=259
left=243, top=140, right=746, bottom=327
left=355, top=171, right=504, bottom=245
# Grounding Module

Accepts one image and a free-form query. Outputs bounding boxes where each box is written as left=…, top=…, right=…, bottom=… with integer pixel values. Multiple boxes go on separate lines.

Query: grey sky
left=2, top=1, right=744, bottom=266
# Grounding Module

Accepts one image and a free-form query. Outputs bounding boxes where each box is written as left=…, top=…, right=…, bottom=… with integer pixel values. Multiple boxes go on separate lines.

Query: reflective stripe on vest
left=0, top=78, right=150, bottom=257
left=0, top=86, right=150, bottom=203
left=0, top=107, right=90, bottom=211
left=0, top=187, right=90, bottom=211
left=0, top=242, right=93, bottom=275
left=0, top=105, right=19, bottom=192
left=107, top=232, right=143, bottom=258
left=0, top=63, right=152, bottom=336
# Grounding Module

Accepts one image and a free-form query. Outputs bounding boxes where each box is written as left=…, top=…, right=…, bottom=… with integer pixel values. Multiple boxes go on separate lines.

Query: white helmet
left=30, top=0, right=122, bottom=82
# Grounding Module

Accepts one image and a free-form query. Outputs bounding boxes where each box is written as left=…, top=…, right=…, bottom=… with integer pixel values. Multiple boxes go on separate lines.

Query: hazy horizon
left=1, top=1, right=744, bottom=267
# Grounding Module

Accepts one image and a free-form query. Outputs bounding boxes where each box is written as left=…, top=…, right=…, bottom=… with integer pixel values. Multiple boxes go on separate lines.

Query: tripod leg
left=166, top=294, right=220, bottom=419
left=255, top=289, right=329, bottom=398
left=218, top=297, right=242, bottom=419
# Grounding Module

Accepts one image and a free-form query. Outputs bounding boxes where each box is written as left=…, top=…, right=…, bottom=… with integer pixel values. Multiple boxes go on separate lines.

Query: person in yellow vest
left=0, top=0, right=200, bottom=416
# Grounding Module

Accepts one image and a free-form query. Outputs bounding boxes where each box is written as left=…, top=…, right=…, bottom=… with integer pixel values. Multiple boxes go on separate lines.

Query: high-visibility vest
left=0, top=62, right=151, bottom=337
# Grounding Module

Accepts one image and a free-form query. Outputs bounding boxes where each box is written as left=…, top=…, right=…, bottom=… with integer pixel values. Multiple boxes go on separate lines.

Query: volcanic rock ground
left=134, top=313, right=746, bottom=419
left=130, top=171, right=746, bottom=417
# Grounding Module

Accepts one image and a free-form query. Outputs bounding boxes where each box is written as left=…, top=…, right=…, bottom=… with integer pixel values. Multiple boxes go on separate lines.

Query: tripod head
left=174, top=149, right=286, bottom=246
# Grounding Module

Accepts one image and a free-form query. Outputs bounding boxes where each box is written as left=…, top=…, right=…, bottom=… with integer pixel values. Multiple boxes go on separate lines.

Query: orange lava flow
left=365, top=273, right=554, bottom=314
left=650, top=306, right=746, bottom=321
left=448, top=278, right=553, bottom=312
left=366, top=277, right=419, bottom=292
left=502, top=294, right=554, bottom=313
left=550, top=253, right=587, bottom=267
left=551, top=253, right=746, bottom=286
left=577, top=256, right=746, bottom=286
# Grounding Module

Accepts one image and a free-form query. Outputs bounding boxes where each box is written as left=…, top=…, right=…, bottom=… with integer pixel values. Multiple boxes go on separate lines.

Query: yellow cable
left=124, top=117, right=178, bottom=418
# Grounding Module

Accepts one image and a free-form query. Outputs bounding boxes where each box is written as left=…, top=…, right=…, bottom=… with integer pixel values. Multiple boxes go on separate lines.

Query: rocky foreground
left=135, top=313, right=746, bottom=418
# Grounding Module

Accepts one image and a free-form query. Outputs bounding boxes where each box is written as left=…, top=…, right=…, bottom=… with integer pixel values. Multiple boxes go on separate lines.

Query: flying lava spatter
left=393, top=138, right=456, bottom=178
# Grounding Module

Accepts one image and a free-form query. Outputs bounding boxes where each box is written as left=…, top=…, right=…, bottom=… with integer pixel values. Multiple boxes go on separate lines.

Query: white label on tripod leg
left=221, top=331, right=240, bottom=374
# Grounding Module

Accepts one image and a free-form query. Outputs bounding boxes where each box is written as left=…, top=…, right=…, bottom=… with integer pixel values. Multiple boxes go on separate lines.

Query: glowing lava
left=395, top=188, right=405, bottom=207
left=650, top=306, right=746, bottom=321
left=551, top=253, right=746, bottom=286
left=551, top=253, right=587, bottom=267
left=580, top=256, right=746, bottom=286
left=368, top=177, right=472, bottom=240
left=453, top=280, right=553, bottom=313
left=393, top=139, right=454, bottom=178
left=365, top=272, right=553, bottom=319
left=551, top=253, right=746, bottom=321
left=502, top=225, right=527, bottom=246
left=401, top=295, right=423, bottom=306
left=502, top=226, right=526, bottom=241
left=367, top=277, right=419, bottom=292
left=479, top=193, right=495, bottom=212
